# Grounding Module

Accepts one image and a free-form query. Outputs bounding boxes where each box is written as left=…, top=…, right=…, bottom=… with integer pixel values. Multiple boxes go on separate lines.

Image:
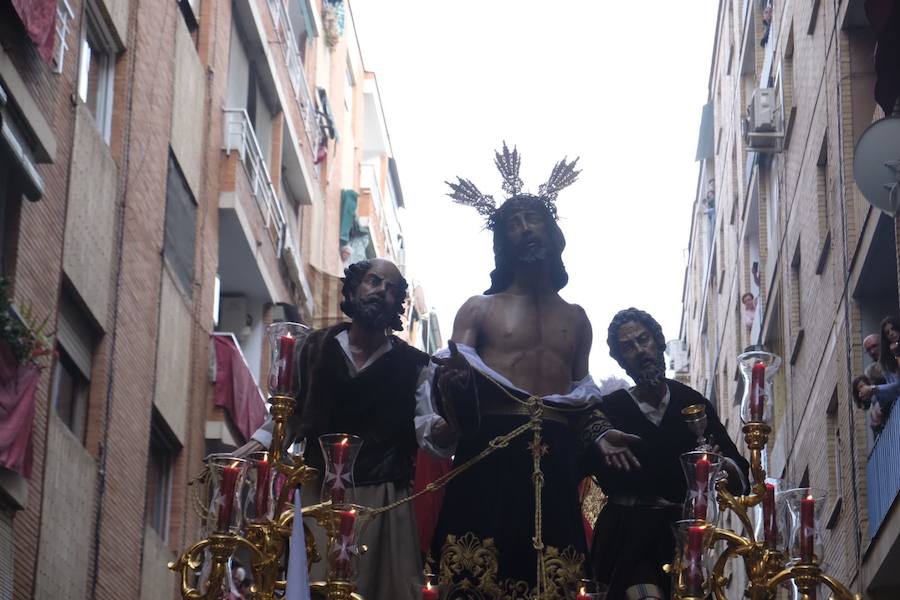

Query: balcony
left=266, top=0, right=321, bottom=152
left=223, top=108, right=286, bottom=255
left=867, top=401, right=900, bottom=538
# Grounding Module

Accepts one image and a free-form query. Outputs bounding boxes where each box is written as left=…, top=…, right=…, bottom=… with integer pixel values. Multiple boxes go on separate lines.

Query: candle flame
left=340, top=437, right=349, bottom=446
left=230, top=460, right=241, bottom=469
left=578, top=586, right=586, bottom=595
left=702, top=454, right=708, bottom=461
left=426, top=582, right=433, bottom=591
left=806, top=494, right=814, bottom=501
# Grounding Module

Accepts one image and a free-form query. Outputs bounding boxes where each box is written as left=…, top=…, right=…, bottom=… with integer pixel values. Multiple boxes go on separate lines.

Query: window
left=51, top=349, right=89, bottom=442
left=163, top=152, right=197, bottom=297
left=77, top=4, right=116, bottom=142
left=146, top=413, right=179, bottom=540
left=825, top=388, right=843, bottom=527
left=779, top=28, right=796, bottom=147
left=0, top=164, right=23, bottom=279
left=789, top=239, right=804, bottom=363
left=176, top=0, right=200, bottom=32
left=344, top=63, right=354, bottom=114
left=52, top=290, right=96, bottom=444
left=815, top=135, right=831, bottom=273
left=807, top=0, right=821, bottom=34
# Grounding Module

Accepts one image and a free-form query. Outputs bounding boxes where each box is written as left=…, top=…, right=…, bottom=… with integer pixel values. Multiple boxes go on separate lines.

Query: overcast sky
left=352, top=1, right=719, bottom=380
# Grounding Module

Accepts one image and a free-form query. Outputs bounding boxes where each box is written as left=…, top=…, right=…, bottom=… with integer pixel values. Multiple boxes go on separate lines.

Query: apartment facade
left=0, top=0, right=417, bottom=598
left=678, top=1, right=900, bottom=597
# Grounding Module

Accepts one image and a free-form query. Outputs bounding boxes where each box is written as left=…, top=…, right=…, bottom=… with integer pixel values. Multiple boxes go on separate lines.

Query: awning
left=695, top=101, right=715, bottom=161
left=317, top=87, right=338, bottom=141
left=339, top=189, right=358, bottom=245
left=211, top=334, right=267, bottom=443
left=10, top=0, right=56, bottom=63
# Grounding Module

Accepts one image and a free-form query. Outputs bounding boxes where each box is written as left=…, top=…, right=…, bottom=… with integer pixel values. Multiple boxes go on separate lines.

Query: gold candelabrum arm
left=742, top=423, right=771, bottom=491
left=670, top=419, right=862, bottom=600
left=767, top=563, right=862, bottom=600
left=267, top=394, right=297, bottom=464
left=168, top=533, right=263, bottom=600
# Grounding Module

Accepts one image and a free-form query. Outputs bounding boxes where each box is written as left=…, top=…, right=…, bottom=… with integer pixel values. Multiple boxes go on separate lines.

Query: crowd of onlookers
left=852, top=316, right=900, bottom=439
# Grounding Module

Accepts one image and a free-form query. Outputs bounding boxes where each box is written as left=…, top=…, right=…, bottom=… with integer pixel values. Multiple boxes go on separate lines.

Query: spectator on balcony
left=742, top=292, right=758, bottom=333
left=760, top=2, right=773, bottom=47
left=859, top=316, right=900, bottom=418
left=864, top=333, right=886, bottom=384
left=236, top=258, right=451, bottom=600
left=852, top=374, right=885, bottom=435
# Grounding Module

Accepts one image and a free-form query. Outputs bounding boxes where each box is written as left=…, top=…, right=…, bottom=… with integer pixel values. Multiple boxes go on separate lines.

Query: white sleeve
left=251, top=414, right=274, bottom=449
left=414, top=362, right=456, bottom=459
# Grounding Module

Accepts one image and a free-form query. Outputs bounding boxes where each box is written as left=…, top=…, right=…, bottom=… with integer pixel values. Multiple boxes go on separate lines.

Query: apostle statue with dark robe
left=421, top=145, right=640, bottom=599
left=238, top=258, right=449, bottom=600
left=589, top=308, right=750, bottom=600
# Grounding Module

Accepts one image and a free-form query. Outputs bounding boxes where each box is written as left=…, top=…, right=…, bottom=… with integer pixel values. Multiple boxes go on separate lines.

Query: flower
left=0, top=278, right=54, bottom=367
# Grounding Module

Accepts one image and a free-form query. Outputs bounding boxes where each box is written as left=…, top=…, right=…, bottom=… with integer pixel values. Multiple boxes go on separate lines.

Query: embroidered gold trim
left=580, top=478, right=607, bottom=529
left=438, top=532, right=584, bottom=600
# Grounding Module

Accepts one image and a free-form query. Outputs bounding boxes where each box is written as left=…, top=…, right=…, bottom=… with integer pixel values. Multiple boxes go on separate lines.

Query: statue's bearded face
left=348, top=262, right=402, bottom=330
left=503, top=206, right=551, bottom=264
left=616, top=320, right=666, bottom=388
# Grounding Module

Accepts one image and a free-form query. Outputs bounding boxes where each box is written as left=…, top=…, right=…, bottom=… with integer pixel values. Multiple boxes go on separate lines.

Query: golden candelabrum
left=168, top=323, right=369, bottom=600
left=666, top=351, right=861, bottom=600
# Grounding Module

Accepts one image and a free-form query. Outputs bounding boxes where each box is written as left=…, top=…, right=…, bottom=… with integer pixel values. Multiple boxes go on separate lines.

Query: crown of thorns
left=444, top=142, right=581, bottom=230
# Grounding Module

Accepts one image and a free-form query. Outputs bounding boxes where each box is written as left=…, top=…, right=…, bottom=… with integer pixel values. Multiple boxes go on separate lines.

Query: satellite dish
left=854, top=117, right=900, bottom=216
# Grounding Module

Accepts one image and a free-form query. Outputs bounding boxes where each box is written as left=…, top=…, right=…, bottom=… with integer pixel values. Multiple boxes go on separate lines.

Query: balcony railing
left=266, top=0, right=321, bottom=152
left=867, top=400, right=900, bottom=538
left=223, top=108, right=286, bottom=255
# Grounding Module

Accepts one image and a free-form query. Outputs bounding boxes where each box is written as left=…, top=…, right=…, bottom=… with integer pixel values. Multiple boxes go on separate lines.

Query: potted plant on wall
left=0, top=278, right=54, bottom=478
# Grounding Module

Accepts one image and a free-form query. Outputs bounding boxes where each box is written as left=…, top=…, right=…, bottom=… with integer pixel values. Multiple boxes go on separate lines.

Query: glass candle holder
left=206, top=455, right=248, bottom=533
left=326, top=506, right=369, bottom=583
left=243, top=451, right=275, bottom=523
left=422, top=573, right=440, bottom=600
left=319, top=434, right=364, bottom=506
left=680, top=451, right=723, bottom=522
left=737, top=350, right=782, bottom=424
left=266, top=322, right=310, bottom=397
left=575, top=578, right=608, bottom=600
left=681, top=404, right=711, bottom=450
left=752, top=478, right=788, bottom=550
left=672, top=520, right=711, bottom=598
left=783, top=487, right=828, bottom=564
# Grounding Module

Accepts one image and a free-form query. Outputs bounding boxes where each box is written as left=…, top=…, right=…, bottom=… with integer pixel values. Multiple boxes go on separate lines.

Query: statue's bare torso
left=451, top=291, right=591, bottom=397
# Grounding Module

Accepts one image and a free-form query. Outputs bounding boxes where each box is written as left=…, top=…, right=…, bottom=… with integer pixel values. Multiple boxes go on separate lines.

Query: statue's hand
left=431, top=340, right=471, bottom=401
left=595, top=429, right=642, bottom=471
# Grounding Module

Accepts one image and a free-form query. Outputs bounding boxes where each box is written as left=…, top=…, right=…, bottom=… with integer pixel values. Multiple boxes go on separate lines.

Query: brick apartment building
left=677, top=0, right=900, bottom=597
left=0, top=0, right=429, bottom=598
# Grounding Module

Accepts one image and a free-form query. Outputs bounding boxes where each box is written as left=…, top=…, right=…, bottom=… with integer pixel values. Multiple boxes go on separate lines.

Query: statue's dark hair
left=339, top=259, right=408, bottom=331
left=607, top=307, right=667, bottom=369
left=484, top=195, right=568, bottom=295
left=879, top=315, right=900, bottom=374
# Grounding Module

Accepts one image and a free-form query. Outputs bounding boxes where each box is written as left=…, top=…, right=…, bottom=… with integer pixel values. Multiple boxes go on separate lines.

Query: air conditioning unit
left=742, top=88, right=784, bottom=153
left=750, top=88, right=777, bottom=132
left=218, top=295, right=248, bottom=337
